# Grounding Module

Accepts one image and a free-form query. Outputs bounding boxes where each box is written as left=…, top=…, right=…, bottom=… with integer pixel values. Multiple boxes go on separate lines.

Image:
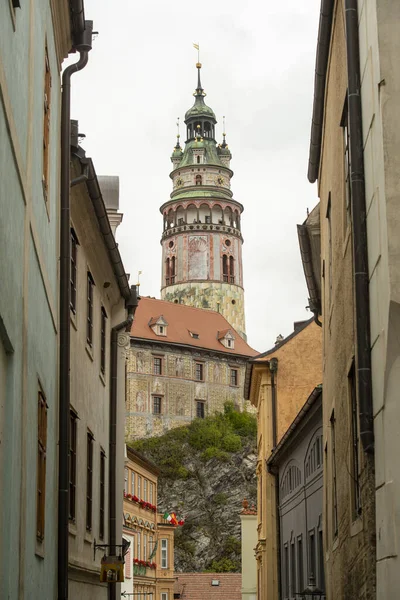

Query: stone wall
left=125, top=342, right=251, bottom=440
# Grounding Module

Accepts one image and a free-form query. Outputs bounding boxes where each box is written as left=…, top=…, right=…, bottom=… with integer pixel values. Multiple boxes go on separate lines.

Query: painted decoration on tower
left=188, top=235, right=208, bottom=280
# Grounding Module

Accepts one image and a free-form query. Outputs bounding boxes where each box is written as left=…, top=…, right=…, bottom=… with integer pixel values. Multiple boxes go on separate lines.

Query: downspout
left=344, top=0, right=374, bottom=453
left=58, top=21, right=93, bottom=600
left=109, top=286, right=139, bottom=600
left=269, top=358, right=281, bottom=600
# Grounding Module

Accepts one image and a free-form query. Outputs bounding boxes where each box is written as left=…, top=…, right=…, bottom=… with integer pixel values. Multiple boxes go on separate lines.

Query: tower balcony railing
left=162, top=221, right=243, bottom=241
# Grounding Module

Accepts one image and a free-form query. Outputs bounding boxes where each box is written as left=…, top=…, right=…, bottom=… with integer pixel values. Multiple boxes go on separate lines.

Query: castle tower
left=160, top=63, right=246, bottom=339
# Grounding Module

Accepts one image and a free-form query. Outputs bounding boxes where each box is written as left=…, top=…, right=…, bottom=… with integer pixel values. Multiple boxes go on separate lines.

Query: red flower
left=127, top=493, right=132, bottom=500
left=133, top=495, right=139, bottom=502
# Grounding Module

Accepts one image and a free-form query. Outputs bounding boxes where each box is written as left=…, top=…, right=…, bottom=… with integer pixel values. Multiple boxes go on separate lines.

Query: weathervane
left=193, top=42, right=200, bottom=64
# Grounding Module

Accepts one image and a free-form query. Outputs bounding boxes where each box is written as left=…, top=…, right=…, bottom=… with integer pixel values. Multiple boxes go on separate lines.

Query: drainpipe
left=269, top=358, right=281, bottom=600
left=344, top=0, right=374, bottom=453
left=58, top=21, right=93, bottom=600
left=109, top=286, right=139, bottom=600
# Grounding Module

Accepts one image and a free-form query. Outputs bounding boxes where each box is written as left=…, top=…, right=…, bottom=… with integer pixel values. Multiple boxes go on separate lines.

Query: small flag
left=193, top=43, right=199, bottom=50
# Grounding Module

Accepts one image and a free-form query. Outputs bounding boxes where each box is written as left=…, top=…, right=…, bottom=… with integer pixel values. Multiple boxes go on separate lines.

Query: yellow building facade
left=122, top=447, right=175, bottom=600
left=246, top=319, right=322, bottom=600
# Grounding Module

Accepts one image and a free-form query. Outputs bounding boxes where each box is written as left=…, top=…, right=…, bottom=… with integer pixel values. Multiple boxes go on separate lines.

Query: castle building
left=125, top=297, right=257, bottom=440
left=160, top=63, right=246, bottom=339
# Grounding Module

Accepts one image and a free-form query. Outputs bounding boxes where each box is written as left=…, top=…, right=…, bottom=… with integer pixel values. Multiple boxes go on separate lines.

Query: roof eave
left=307, top=0, right=335, bottom=183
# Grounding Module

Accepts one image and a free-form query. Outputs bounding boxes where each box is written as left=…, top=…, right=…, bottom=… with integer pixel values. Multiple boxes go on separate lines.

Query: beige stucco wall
left=241, top=514, right=257, bottom=600
left=68, top=167, right=127, bottom=597
left=126, top=343, right=250, bottom=440
left=249, top=320, right=322, bottom=600
left=357, top=1, right=400, bottom=595
left=316, top=2, right=376, bottom=598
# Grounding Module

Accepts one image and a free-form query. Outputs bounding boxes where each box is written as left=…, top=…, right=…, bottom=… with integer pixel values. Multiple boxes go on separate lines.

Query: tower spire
left=175, top=117, right=181, bottom=148
left=222, top=115, right=227, bottom=147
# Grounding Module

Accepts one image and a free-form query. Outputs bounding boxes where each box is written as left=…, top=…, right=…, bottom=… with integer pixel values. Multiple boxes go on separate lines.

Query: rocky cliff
left=130, top=404, right=257, bottom=572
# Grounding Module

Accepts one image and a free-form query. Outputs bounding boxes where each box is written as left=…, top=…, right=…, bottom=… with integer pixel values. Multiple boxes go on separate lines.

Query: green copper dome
left=184, top=65, right=216, bottom=123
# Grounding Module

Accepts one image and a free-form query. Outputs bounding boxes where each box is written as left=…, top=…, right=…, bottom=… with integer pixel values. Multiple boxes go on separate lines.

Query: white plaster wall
left=358, top=0, right=400, bottom=595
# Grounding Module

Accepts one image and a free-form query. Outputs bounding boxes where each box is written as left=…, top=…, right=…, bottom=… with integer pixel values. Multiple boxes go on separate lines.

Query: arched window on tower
left=222, top=255, right=228, bottom=282
left=229, top=256, right=235, bottom=283
left=165, top=258, right=170, bottom=285
left=222, top=255, right=235, bottom=284
left=195, top=174, right=202, bottom=186
left=171, top=256, right=176, bottom=284
left=196, top=156, right=200, bottom=164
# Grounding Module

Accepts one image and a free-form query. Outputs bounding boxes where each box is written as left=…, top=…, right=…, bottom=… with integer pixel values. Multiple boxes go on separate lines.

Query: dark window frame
left=230, top=368, right=238, bottom=386
left=42, top=44, right=51, bottom=202
left=87, top=272, right=95, bottom=347
left=330, top=411, right=338, bottom=538
left=100, top=307, right=107, bottom=375
left=153, top=396, right=162, bottom=415
left=195, top=362, right=204, bottom=382
left=70, top=228, right=78, bottom=313
left=349, top=361, right=361, bottom=518
left=153, top=357, right=162, bottom=375
left=99, top=449, right=105, bottom=539
left=86, top=430, right=94, bottom=531
left=297, top=535, right=304, bottom=593
left=37, top=388, right=47, bottom=541
left=196, top=400, right=205, bottom=419
left=69, top=409, right=78, bottom=521
left=290, top=539, right=296, bottom=597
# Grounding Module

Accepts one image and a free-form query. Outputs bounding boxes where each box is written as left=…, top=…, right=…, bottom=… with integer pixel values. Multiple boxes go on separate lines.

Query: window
left=341, top=97, right=352, bottom=229
left=131, top=471, right=135, bottom=496
left=86, top=431, right=94, bottom=531
left=170, top=256, right=176, bottom=285
left=100, top=307, right=107, bottom=374
left=144, top=479, right=148, bottom=501
left=297, top=536, right=304, bottom=593
left=153, top=396, right=162, bottom=415
left=318, top=529, right=325, bottom=591
left=87, top=272, right=94, bottom=346
left=326, top=194, right=333, bottom=308
left=42, top=45, right=51, bottom=201
left=195, top=362, right=204, bottom=381
left=153, top=357, right=162, bottom=375
left=159, top=326, right=164, bottom=335
left=349, top=361, right=361, bottom=518
left=99, top=449, right=105, bottom=539
left=144, top=533, right=147, bottom=561
left=283, top=544, right=289, bottom=599
left=222, top=254, right=235, bottom=283
left=165, top=258, right=170, bottom=285
left=124, top=467, right=129, bottom=493
left=138, top=475, right=142, bottom=499
left=37, top=389, right=47, bottom=541
left=137, top=531, right=141, bottom=560
left=161, top=539, right=168, bottom=568
left=195, top=174, right=202, bottom=185
left=69, top=410, right=77, bottom=521
left=70, top=229, right=78, bottom=313
left=330, top=411, right=338, bottom=537
left=161, top=594, right=168, bottom=600
left=230, top=369, right=238, bottom=386
left=290, top=541, right=296, bottom=597
left=309, top=530, right=316, bottom=580
left=150, top=482, right=154, bottom=505
left=196, top=401, right=205, bottom=419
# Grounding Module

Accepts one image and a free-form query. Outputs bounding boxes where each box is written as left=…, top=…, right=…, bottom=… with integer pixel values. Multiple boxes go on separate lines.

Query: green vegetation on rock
left=128, top=403, right=257, bottom=573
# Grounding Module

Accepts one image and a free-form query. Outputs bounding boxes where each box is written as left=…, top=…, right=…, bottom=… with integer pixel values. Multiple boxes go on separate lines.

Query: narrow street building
left=303, top=0, right=400, bottom=597
left=122, top=446, right=175, bottom=600
left=126, top=297, right=257, bottom=440
left=266, top=386, right=324, bottom=598
left=240, top=500, right=257, bottom=600
left=0, top=3, right=84, bottom=597
left=245, top=319, right=322, bottom=600
left=68, top=137, right=132, bottom=598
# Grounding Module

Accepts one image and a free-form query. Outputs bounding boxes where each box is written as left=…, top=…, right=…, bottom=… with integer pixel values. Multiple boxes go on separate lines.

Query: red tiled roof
left=174, top=573, right=242, bottom=600
left=131, top=297, right=258, bottom=357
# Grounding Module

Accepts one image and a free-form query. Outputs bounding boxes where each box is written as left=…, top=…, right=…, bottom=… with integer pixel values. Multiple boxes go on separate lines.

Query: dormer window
left=217, top=329, right=236, bottom=350
left=148, top=316, right=168, bottom=337
left=189, top=331, right=200, bottom=339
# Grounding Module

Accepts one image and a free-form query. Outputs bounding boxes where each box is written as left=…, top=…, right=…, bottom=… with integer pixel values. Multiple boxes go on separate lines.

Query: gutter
left=109, top=286, right=139, bottom=600
left=344, top=0, right=374, bottom=453
left=307, top=0, right=335, bottom=183
left=69, top=0, right=85, bottom=46
left=58, top=20, right=92, bottom=600
left=297, top=223, right=322, bottom=327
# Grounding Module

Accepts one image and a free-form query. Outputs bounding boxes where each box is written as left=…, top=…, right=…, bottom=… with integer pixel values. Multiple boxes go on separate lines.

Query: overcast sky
left=70, top=0, right=321, bottom=353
